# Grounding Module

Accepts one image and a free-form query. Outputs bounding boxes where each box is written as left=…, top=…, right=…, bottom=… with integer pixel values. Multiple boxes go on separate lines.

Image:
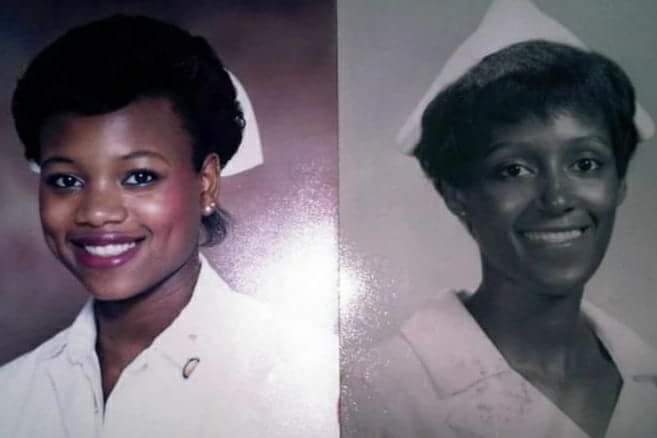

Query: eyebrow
left=569, top=135, right=611, bottom=147
left=120, top=150, right=171, bottom=164
left=480, top=141, right=530, bottom=160
left=40, top=156, right=74, bottom=169
left=484, top=134, right=611, bottom=157
left=40, top=150, right=172, bottom=169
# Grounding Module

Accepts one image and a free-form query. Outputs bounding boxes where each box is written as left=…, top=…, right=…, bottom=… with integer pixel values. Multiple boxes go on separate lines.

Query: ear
left=616, top=179, right=627, bottom=207
left=438, top=180, right=468, bottom=219
left=199, top=153, right=220, bottom=210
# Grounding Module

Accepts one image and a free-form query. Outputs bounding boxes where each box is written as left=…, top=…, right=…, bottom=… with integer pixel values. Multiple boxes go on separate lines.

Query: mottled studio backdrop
left=0, top=0, right=337, bottom=364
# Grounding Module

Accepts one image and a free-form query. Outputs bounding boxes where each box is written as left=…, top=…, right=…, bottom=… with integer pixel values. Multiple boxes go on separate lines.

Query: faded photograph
left=0, top=1, right=337, bottom=437
left=340, top=1, right=657, bottom=437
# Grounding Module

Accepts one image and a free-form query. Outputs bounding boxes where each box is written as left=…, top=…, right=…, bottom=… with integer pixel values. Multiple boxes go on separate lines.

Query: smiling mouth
left=83, top=242, right=137, bottom=257
left=521, top=227, right=588, bottom=244
left=69, top=235, right=145, bottom=268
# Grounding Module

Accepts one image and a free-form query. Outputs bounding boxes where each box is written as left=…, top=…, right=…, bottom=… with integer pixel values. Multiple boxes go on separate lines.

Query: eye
left=123, top=170, right=159, bottom=186
left=45, top=174, right=83, bottom=189
left=571, top=158, right=602, bottom=173
left=496, top=163, right=533, bottom=179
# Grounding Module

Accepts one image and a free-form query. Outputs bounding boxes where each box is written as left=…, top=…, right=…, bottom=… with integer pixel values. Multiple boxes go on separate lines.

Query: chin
left=82, top=283, right=142, bottom=302
left=74, top=271, right=151, bottom=302
left=525, top=268, right=593, bottom=297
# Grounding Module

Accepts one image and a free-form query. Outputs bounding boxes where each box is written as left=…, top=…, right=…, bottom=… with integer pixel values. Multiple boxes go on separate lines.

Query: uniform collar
left=400, top=290, right=509, bottom=396
left=55, top=254, right=259, bottom=372
left=400, top=291, right=657, bottom=397
left=146, top=254, right=235, bottom=369
left=581, top=301, right=657, bottom=382
left=63, top=300, right=97, bottom=365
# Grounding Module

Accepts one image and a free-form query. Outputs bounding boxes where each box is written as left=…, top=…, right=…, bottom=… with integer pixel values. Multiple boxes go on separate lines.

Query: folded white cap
left=221, top=70, right=264, bottom=176
left=397, top=0, right=655, bottom=153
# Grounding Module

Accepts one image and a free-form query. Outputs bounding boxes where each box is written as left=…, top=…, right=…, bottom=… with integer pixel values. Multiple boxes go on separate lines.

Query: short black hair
left=414, top=40, right=639, bottom=189
left=12, top=14, right=244, bottom=245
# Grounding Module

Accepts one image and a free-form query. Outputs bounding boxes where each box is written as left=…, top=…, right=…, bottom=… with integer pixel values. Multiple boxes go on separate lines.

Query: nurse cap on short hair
left=396, top=0, right=655, bottom=154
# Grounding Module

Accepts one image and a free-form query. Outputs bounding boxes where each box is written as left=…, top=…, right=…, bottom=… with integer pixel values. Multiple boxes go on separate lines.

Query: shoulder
left=342, top=334, right=434, bottom=435
left=196, top=261, right=338, bottom=436
left=0, top=329, right=69, bottom=382
left=342, top=291, right=472, bottom=438
left=269, top=316, right=339, bottom=437
left=197, top=257, right=336, bottom=366
left=583, top=300, right=657, bottom=377
left=230, top=303, right=339, bottom=438
left=346, top=331, right=426, bottom=397
left=346, top=290, right=473, bottom=391
left=345, top=292, right=464, bottom=391
left=0, top=329, right=70, bottom=431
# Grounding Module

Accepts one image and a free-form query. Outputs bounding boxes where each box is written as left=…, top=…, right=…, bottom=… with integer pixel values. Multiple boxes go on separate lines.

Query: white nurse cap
left=221, top=70, right=264, bottom=176
left=396, top=0, right=655, bottom=154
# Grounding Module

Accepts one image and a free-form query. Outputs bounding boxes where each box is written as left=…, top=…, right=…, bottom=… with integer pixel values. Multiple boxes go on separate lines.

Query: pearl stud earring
left=203, top=202, right=217, bottom=216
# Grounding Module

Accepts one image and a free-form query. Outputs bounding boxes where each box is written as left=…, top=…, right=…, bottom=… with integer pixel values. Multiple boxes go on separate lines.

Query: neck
left=94, top=254, right=201, bottom=358
left=467, top=262, right=587, bottom=378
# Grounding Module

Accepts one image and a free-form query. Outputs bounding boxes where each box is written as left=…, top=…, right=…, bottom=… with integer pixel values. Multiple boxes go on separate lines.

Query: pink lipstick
left=70, top=233, right=143, bottom=269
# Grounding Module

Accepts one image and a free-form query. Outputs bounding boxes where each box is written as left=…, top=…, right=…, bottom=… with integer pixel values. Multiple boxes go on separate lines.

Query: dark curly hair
left=12, top=14, right=245, bottom=245
left=414, top=40, right=639, bottom=191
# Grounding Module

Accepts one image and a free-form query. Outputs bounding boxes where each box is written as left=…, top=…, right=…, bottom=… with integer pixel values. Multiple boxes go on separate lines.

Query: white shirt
left=343, top=291, right=657, bottom=438
left=0, top=256, right=338, bottom=438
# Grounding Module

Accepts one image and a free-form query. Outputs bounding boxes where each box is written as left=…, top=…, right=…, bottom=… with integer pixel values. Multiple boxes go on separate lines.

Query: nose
left=75, top=183, right=128, bottom=227
left=538, top=170, right=575, bottom=215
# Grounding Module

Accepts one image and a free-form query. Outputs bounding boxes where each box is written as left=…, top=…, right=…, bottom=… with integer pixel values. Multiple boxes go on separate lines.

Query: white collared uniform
left=0, top=256, right=338, bottom=438
left=343, top=291, right=657, bottom=438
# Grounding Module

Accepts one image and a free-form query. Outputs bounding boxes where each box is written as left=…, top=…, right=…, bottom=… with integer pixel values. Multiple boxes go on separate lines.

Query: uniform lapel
left=99, top=254, right=279, bottom=437
left=583, top=301, right=657, bottom=438
left=45, top=355, right=98, bottom=438
left=400, top=291, right=590, bottom=438
left=41, top=300, right=101, bottom=438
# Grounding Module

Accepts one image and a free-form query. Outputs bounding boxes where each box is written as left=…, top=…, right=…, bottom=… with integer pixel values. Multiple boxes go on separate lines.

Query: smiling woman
left=459, top=112, right=625, bottom=294
left=341, top=2, right=657, bottom=438
left=0, top=15, right=337, bottom=438
left=38, top=98, right=210, bottom=303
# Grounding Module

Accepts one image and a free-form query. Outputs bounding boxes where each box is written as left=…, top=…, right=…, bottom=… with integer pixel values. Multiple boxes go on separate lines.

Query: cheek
left=38, top=189, right=80, bottom=263
left=468, top=184, right=533, bottom=235
left=39, top=189, right=72, bottom=239
left=577, top=178, right=622, bottom=218
left=132, top=178, right=201, bottom=238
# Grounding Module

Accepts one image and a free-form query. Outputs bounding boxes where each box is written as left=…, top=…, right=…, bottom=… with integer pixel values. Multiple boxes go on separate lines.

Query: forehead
left=490, top=111, right=607, bottom=142
left=483, top=111, right=611, bottom=154
left=39, top=97, right=194, bottom=163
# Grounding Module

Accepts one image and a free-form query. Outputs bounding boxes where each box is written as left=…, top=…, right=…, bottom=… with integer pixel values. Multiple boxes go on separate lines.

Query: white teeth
left=84, top=242, right=136, bottom=257
left=523, top=229, right=583, bottom=244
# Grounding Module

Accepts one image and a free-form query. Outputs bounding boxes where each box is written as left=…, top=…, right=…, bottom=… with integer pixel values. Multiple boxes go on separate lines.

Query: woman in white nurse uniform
left=343, top=1, right=657, bottom=437
left=0, top=15, right=337, bottom=438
